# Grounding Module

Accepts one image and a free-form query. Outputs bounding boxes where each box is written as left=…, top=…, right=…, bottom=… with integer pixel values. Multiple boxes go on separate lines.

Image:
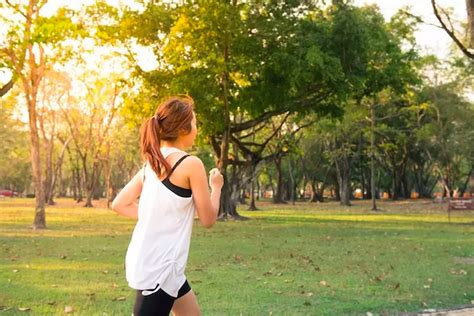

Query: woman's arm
left=187, top=157, right=223, bottom=228
left=111, top=169, right=143, bottom=219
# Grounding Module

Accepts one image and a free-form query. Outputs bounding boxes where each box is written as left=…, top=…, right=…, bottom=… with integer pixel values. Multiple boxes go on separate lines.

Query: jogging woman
left=112, top=96, right=223, bottom=316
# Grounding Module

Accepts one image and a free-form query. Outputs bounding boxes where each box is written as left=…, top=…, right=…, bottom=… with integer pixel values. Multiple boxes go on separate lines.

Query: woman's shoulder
left=181, top=154, right=204, bottom=168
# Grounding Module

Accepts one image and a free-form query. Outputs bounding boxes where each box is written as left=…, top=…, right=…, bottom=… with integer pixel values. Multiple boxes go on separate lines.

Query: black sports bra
left=143, top=155, right=192, bottom=198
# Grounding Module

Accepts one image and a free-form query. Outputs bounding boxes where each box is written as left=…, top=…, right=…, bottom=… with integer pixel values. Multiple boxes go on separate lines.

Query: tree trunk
left=58, top=159, right=65, bottom=197
left=22, top=42, right=47, bottom=229
left=106, top=178, right=113, bottom=207
left=335, top=154, right=351, bottom=206
left=27, top=97, right=46, bottom=229
left=370, top=104, right=377, bottom=210
left=402, top=171, right=410, bottom=199
left=310, top=180, right=324, bottom=202
left=300, top=175, right=307, bottom=201
left=468, top=0, right=474, bottom=48
left=216, top=25, right=245, bottom=220
left=256, top=179, right=260, bottom=200
left=72, top=151, right=84, bottom=202
left=50, top=138, right=70, bottom=200
left=392, top=169, right=400, bottom=200
left=239, top=188, right=247, bottom=205
left=72, top=168, right=77, bottom=200
left=39, top=112, right=56, bottom=206
left=414, top=164, right=436, bottom=198
left=273, top=157, right=286, bottom=204
left=75, top=166, right=83, bottom=202
left=459, top=165, right=473, bottom=195
left=248, top=162, right=258, bottom=210
left=284, top=180, right=290, bottom=201
left=84, top=161, right=100, bottom=207
left=334, top=180, right=340, bottom=201
left=340, top=170, right=351, bottom=206
left=248, top=178, right=258, bottom=211
left=104, top=147, right=113, bottom=209
left=44, top=134, right=54, bottom=205
left=0, top=78, right=14, bottom=97
left=66, top=145, right=78, bottom=201
left=288, top=158, right=295, bottom=205
left=269, top=173, right=275, bottom=200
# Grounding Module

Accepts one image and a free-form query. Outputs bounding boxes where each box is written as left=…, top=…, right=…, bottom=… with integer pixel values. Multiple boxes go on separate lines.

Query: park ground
left=0, top=198, right=473, bottom=315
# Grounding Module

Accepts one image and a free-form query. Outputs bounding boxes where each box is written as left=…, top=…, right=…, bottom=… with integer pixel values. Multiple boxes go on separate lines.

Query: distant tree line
left=0, top=0, right=473, bottom=227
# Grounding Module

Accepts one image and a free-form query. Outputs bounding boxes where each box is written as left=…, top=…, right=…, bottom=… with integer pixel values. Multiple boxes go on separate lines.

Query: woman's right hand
left=209, top=168, right=224, bottom=191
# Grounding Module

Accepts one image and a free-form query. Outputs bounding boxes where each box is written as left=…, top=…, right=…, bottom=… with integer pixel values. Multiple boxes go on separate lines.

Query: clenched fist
left=209, top=168, right=224, bottom=191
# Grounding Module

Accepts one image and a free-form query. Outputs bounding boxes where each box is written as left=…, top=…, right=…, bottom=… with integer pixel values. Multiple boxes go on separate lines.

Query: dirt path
left=413, top=306, right=474, bottom=315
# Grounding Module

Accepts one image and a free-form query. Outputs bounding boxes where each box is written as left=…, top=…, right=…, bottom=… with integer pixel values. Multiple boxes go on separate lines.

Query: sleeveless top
left=125, top=147, right=195, bottom=297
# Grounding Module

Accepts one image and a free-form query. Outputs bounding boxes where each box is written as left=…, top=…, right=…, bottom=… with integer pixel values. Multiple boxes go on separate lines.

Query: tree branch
left=431, top=0, right=474, bottom=59
left=230, top=108, right=289, bottom=133
left=0, top=78, right=14, bottom=97
left=5, top=0, right=28, bottom=19
left=399, top=9, right=443, bottom=29
left=238, top=121, right=268, bottom=139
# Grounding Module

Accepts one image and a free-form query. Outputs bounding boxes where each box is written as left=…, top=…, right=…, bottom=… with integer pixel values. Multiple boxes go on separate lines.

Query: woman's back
left=126, top=147, right=195, bottom=297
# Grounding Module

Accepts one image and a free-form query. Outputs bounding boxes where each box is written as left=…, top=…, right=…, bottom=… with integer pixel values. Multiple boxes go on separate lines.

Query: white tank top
left=125, top=147, right=195, bottom=297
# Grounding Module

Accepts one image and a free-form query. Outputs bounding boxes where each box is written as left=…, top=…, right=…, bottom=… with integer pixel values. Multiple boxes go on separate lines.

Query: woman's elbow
left=111, top=198, right=120, bottom=213
left=201, top=217, right=216, bottom=229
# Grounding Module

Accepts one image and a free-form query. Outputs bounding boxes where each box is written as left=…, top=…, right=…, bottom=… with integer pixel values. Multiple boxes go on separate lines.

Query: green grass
left=0, top=198, right=473, bottom=315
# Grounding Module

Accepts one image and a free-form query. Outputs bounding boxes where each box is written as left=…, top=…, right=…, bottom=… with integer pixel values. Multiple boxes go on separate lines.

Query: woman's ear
left=178, top=128, right=189, bottom=137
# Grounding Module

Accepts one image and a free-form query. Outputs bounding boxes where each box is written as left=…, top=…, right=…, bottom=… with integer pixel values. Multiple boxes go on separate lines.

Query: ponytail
left=139, top=95, right=194, bottom=179
left=140, top=116, right=171, bottom=179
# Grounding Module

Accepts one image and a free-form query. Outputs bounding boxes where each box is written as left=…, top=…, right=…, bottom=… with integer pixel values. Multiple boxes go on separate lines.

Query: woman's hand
left=209, top=168, right=224, bottom=191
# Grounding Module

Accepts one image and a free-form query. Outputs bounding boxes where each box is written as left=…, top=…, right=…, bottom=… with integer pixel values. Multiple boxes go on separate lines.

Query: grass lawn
left=0, top=198, right=473, bottom=315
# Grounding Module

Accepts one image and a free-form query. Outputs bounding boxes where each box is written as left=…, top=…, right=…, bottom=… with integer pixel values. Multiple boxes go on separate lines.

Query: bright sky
left=354, top=0, right=466, bottom=58
left=0, top=0, right=468, bottom=86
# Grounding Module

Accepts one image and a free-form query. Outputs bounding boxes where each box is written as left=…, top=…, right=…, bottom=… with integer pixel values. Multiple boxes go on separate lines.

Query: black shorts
left=133, top=280, right=191, bottom=316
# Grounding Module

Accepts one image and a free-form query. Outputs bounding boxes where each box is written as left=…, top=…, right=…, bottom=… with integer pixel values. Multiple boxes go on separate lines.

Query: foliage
left=0, top=95, right=31, bottom=192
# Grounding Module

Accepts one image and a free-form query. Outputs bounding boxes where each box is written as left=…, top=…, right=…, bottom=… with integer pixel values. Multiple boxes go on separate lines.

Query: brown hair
left=140, top=96, right=194, bottom=178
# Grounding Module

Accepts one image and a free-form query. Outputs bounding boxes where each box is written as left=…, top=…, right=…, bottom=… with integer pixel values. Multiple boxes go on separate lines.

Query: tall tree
left=0, top=91, right=32, bottom=192
left=59, top=73, right=124, bottom=207
left=417, top=84, right=474, bottom=197
left=37, top=70, right=72, bottom=205
left=120, top=1, right=346, bottom=218
left=0, top=0, right=79, bottom=228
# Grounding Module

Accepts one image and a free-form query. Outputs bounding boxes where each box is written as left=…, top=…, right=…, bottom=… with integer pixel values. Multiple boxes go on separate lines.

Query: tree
left=316, top=3, right=419, bottom=206
left=104, top=122, right=142, bottom=208
left=0, top=91, right=31, bottom=192
left=0, top=0, right=81, bottom=228
left=416, top=84, right=474, bottom=197
left=59, top=72, right=124, bottom=207
left=300, top=125, right=333, bottom=203
left=120, top=1, right=346, bottom=218
left=37, top=70, right=73, bottom=205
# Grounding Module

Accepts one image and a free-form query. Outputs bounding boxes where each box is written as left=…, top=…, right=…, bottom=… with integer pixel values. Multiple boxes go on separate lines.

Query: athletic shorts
left=133, top=280, right=191, bottom=316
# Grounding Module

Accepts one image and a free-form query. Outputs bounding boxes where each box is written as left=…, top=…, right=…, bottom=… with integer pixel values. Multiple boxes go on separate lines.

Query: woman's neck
left=161, top=140, right=186, bottom=150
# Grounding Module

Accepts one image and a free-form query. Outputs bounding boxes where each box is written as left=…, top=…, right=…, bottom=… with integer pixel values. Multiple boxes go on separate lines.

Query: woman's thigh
left=171, top=290, right=201, bottom=316
left=134, top=289, right=175, bottom=316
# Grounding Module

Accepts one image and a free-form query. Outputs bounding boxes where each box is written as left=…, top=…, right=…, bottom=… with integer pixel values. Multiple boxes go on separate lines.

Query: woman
left=112, top=96, right=223, bottom=316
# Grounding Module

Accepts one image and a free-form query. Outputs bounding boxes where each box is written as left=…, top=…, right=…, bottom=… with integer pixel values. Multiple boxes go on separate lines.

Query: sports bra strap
left=165, top=154, right=190, bottom=180
left=142, top=154, right=190, bottom=183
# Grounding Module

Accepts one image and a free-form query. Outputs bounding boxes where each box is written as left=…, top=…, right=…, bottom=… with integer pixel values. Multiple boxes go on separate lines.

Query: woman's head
left=140, top=95, right=196, bottom=177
